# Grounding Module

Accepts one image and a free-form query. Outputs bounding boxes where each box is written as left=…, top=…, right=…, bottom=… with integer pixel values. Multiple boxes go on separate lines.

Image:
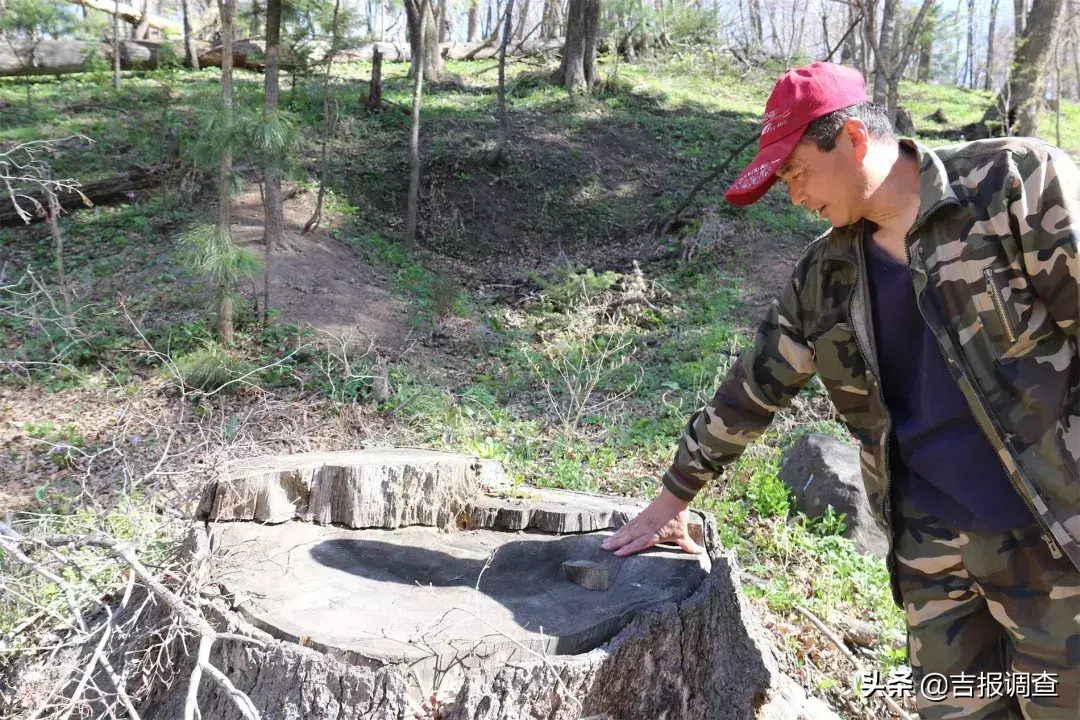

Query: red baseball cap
left=724, top=62, right=869, bottom=206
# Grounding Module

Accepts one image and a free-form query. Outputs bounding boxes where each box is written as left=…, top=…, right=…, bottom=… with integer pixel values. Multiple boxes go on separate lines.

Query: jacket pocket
left=983, top=267, right=1018, bottom=345
left=976, top=265, right=1053, bottom=364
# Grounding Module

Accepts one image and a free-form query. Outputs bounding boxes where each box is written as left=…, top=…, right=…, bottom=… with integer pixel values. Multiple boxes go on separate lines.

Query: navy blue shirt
left=863, top=233, right=1034, bottom=534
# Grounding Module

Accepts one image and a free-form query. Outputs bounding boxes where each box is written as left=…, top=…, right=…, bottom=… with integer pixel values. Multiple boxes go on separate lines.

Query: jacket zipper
left=983, top=267, right=1018, bottom=345
left=841, top=231, right=896, bottom=586
left=904, top=204, right=1063, bottom=559
left=919, top=293, right=1059, bottom=555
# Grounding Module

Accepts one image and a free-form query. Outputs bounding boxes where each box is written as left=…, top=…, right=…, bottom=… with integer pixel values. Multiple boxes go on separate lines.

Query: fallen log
left=64, top=0, right=183, bottom=34
left=0, top=166, right=166, bottom=228
left=0, top=40, right=190, bottom=76
left=0, top=38, right=567, bottom=77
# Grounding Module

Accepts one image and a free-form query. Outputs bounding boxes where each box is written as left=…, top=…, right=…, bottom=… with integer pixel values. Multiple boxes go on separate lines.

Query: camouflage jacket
left=665, top=137, right=1080, bottom=605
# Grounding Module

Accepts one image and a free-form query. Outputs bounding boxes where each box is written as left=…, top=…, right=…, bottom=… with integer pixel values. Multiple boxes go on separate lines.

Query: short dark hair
left=801, top=102, right=896, bottom=151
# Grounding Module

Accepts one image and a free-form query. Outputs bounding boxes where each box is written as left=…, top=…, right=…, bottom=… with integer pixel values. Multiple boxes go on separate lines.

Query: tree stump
left=367, top=47, right=383, bottom=110
left=183, top=451, right=840, bottom=719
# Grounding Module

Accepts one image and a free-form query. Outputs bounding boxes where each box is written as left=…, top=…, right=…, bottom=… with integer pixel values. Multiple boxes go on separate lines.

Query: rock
left=895, top=106, right=916, bottom=137
left=777, top=434, right=888, bottom=558
left=470, top=324, right=502, bottom=349
left=196, top=449, right=483, bottom=530
left=563, top=560, right=612, bottom=590
left=926, top=107, right=949, bottom=124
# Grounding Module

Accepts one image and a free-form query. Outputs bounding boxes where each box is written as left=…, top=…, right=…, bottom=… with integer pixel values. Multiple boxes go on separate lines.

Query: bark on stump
left=367, top=47, right=384, bottom=110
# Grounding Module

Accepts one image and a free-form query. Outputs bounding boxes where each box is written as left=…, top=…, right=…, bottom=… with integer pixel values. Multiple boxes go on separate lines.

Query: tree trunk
left=406, top=0, right=442, bottom=82
left=133, top=0, right=153, bottom=40
left=367, top=0, right=376, bottom=36
left=556, top=0, right=599, bottom=93
left=63, top=0, right=181, bottom=34
left=437, top=0, right=449, bottom=43
left=965, top=0, right=975, bottom=88
left=873, top=0, right=895, bottom=105
left=113, top=0, right=122, bottom=89
left=1015, top=0, right=1027, bottom=38
left=517, top=0, right=530, bottom=39
left=48, top=189, right=75, bottom=328
left=182, top=0, right=199, bottom=69
left=304, top=0, right=341, bottom=235
left=985, top=0, right=999, bottom=90
left=541, top=0, right=559, bottom=38
left=748, top=0, right=763, bottom=42
left=405, top=0, right=430, bottom=249
left=0, top=166, right=166, bottom=227
left=468, top=0, right=480, bottom=41
left=1003, top=0, right=1065, bottom=135
left=917, top=32, right=932, bottom=81
left=1073, top=32, right=1080, bottom=101
left=262, top=0, right=283, bottom=326
left=367, top=47, right=383, bottom=108
left=486, top=0, right=515, bottom=164
left=218, top=0, right=236, bottom=346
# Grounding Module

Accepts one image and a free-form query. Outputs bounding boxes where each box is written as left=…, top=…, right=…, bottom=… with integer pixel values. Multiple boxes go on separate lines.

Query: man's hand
left=601, top=488, right=704, bottom=557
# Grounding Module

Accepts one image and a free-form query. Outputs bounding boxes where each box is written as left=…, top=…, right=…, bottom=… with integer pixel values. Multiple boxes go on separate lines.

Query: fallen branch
left=793, top=604, right=915, bottom=720
left=2, top=522, right=265, bottom=720
left=655, top=133, right=757, bottom=236
left=0, top=165, right=164, bottom=228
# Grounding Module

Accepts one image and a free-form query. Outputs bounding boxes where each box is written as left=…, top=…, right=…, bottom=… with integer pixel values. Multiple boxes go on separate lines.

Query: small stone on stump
left=563, top=560, right=612, bottom=591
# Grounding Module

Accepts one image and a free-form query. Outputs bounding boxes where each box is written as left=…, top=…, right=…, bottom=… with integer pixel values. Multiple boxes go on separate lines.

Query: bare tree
left=468, top=0, right=480, bottom=40
left=218, top=0, right=236, bottom=345
left=748, top=0, right=764, bottom=42
left=541, top=0, right=562, bottom=38
left=972, top=0, right=980, bottom=87
left=405, top=0, right=432, bottom=248
left=1016, top=0, right=1028, bottom=37
left=860, top=0, right=936, bottom=121
left=113, top=0, right=122, bottom=89
left=261, top=0, right=284, bottom=325
left=517, top=0, right=530, bottom=38
left=986, top=0, right=1000, bottom=89
left=437, top=0, right=449, bottom=43
left=304, top=0, right=342, bottom=235
left=872, top=0, right=895, bottom=105
left=486, top=0, right=515, bottom=164
left=1000, top=0, right=1065, bottom=135
left=916, top=8, right=934, bottom=82
left=133, top=0, right=154, bottom=39
left=555, top=0, right=600, bottom=93
left=181, top=0, right=199, bottom=69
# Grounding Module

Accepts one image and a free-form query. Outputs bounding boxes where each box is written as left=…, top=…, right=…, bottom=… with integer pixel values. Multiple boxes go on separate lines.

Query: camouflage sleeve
left=662, top=270, right=817, bottom=502
left=1009, top=145, right=1080, bottom=338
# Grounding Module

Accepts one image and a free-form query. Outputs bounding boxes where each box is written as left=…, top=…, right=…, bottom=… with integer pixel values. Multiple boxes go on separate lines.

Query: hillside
left=3, top=51, right=1076, bottom=718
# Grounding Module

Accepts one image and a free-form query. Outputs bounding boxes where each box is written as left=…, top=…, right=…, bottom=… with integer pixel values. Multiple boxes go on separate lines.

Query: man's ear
left=843, top=118, right=871, bottom=163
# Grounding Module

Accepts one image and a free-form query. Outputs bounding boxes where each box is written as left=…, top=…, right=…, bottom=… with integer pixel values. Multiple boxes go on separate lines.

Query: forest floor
left=4, top=50, right=1078, bottom=718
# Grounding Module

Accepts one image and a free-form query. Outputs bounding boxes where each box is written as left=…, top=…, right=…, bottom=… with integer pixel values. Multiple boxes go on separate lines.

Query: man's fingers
left=677, top=534, right=704, bottom=555
left=602, top=518, right=643, bottom=550
left=613, top=533, right=657, bottom=557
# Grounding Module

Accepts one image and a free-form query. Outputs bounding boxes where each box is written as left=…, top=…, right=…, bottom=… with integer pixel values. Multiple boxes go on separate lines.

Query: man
left=602, top=62, right=1080, bottom=718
